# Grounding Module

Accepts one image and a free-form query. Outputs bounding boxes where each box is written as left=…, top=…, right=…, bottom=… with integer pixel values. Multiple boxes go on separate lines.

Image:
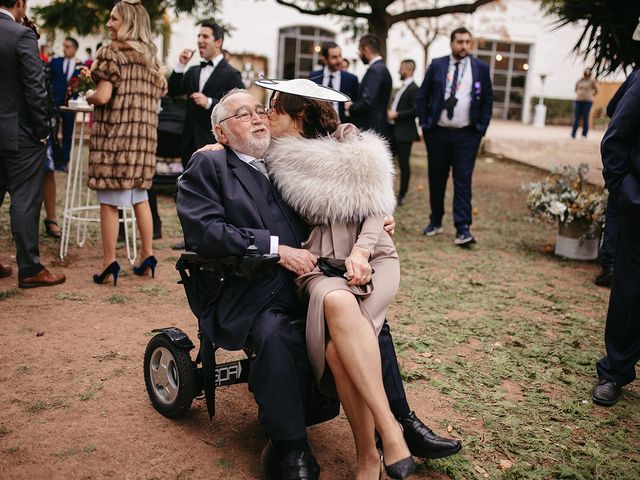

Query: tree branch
left=273, top=0, right=370, bottom=19
left=392, top=0, right=495, bottom=24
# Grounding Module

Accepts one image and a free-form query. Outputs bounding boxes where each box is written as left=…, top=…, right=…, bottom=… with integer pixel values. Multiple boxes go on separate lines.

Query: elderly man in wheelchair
left=143, top=89, right=461, bottom=480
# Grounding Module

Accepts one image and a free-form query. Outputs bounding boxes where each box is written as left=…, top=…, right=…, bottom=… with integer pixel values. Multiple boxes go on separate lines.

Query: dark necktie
left=446, top=61, right=460, bottom=120
left=251, top=159, right=269, bottom=179
left=200, top=60, right=213, bottom=68
left=327, top=74, right=334, bottom=89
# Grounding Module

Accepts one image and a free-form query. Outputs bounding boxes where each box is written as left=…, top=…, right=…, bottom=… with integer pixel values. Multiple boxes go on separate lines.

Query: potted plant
left=526, top=163, right=608, bottom=260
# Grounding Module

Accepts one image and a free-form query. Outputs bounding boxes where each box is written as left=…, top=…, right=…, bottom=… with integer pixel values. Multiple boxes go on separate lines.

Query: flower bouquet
left=67, top=65, right=95, bottom=107
left=526, top=163, right=608, bottom=259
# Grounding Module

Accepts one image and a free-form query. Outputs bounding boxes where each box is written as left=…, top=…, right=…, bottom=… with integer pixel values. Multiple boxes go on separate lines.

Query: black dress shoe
left=280, top=449, right=320, bottom=480
left=594, top=267, right=613, bottom=288
left=261, top=440, right=282, bottom=480
left=401, top=411, right=462, bottom=459
left=592, top=378, right=621, bottom=407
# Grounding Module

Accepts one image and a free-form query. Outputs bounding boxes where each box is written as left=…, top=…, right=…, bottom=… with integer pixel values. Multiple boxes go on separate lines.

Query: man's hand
left=278, top=245, right=317, bottom=276
left=178, top=48, right=195, bottom=66
left=344, top=101, right=352, bottom=112
left=197, top=143, right=224, bottom=153
left=345, top=246, right=372, bottom=286
left=191, top=92, right=210, bottom=109
left=387, top=109, right=398, bottom=121
left=383, top=216, right=395, bottom=236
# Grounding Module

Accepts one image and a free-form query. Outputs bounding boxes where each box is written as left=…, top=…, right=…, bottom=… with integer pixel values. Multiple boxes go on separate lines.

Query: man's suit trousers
left=596, top=175, right=640, bottom=386
left=0, top=130, right=45, bottom=278
left=424, top=126, right=482, bottom=229
left=392, top=139, right=413, bottom=199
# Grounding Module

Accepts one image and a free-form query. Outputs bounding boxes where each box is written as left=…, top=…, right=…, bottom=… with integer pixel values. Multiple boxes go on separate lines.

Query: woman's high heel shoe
left=93, top=261, right=121, bottom=286
left=133, top=255, right=157, bottom=278
left=384, top=456, right=415, bottom=479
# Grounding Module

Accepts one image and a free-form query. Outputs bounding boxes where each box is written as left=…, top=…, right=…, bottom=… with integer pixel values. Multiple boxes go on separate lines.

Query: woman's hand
left=345, top=246, right=373, bottom=286
left=197, top=143, right=224, bottom=153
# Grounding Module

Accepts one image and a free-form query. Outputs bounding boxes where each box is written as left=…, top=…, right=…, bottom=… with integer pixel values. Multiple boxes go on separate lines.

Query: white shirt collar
left=450, top=54, right=469, bottom=64
left=369, top=55, right=383, bottom=66
left=0, top=9, right=16, bottom=21
left=323, top=66, right=339, bottom=77
left=208, top=53, right=224, bottom=69
left=402, top=77, right=414, bottom=87
left=232, top=149, right=259, bottom=165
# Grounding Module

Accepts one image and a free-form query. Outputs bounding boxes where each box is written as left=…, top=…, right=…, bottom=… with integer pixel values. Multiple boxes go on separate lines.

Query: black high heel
left=44, top=219, right=62, bottom=239
left=93, top=261, right=120, bottom=286
left=133, top=255, right=157, bottom=278
left=384, top=456, right=415, bottom=479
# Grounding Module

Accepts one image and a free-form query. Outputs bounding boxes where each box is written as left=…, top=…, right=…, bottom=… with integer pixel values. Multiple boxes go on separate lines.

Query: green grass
left=388, top=157, right=640, bottom=479
left=54, top=292, right=88, bottom=301
left=106, top=294, right=128, bottom=304
left=0, top=288, right=21, bottom=301
left=138, top=284, right=169, bottom=297
left=80, top=383, right=103, bottom=401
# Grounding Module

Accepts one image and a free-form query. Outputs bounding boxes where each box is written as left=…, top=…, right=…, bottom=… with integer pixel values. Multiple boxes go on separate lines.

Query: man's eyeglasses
left=219, top=106, right=269, bottom=123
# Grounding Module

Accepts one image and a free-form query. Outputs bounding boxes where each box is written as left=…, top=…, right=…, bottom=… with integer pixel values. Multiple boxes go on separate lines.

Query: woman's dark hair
left=271, top=92, right=339, bottom=139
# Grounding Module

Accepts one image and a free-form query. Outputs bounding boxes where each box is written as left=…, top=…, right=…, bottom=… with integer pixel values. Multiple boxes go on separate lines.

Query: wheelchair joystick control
left=246, top=234, right=259, bottom=257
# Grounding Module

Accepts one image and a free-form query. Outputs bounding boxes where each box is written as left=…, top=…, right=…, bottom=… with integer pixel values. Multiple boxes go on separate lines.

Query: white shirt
left=232, top=149, right=279, bottom=254
left=0, top=9, right=15, bottom=21
left=438, top=55, right=472, bottom=128
left=321, top=66, right=341, bottom=115
left=63, top=58, right=77, bottom=81
left=369, top=55, right=383, bottom=66
left=390, top=77, right=414, bottom=113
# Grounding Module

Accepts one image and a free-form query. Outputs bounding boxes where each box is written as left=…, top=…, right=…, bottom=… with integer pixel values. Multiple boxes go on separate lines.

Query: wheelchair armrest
left=178, top=251, right=281, bottom=279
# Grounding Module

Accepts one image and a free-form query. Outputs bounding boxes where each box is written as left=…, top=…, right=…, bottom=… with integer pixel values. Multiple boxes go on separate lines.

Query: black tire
left=144, top=334, right=196, bottom=418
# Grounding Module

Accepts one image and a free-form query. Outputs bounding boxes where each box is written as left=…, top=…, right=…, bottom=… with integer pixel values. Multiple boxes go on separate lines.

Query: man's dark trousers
left=596, top=176, right=640, bottom=386
left=0, top=131, right=46, bottom=279
left=391, top=137, right=413, bottom=200
left=601, top=192, right=620, bottom=271
left=424, top=126, right=482, bottom=229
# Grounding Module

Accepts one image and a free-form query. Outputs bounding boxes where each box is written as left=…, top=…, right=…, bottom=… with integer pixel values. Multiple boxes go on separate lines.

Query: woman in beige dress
left=263, top=83, right=414, bottom=479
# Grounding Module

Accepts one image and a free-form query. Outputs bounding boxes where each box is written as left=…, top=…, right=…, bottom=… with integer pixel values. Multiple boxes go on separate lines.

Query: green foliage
left=530, top=97, right=574, bottom=125
left=540, top=0, right=640, bottom=75
left=33, top=0, right=222, bottom=36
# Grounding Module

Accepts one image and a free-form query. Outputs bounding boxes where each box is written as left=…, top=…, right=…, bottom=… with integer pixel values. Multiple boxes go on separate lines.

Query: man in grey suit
left=0, top=0, right=65, bottom=288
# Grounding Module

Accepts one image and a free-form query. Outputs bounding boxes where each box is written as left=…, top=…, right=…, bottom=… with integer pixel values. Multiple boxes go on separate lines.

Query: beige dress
left=296, top=217, right=399, bottom=393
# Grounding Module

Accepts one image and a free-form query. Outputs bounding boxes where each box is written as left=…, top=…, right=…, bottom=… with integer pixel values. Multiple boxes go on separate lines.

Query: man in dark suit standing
left=308, top=41, right=358, bottom=124
left=388, top=59, right=419, bottom=205
left=417, top=27, right=493, bottom=246
left=591, top=27, right=640, bottom=407
left=345, top=34, right=392, bottom=138
left=50, top=36, right=81, bottom=164
left=0, top=0, right=65, bottom=287
left=168, top=20, right=244, bottom=169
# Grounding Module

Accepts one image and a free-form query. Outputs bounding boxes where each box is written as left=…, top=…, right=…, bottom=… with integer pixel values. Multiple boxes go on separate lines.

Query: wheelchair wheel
left=144, top=334, right=196, bottom=418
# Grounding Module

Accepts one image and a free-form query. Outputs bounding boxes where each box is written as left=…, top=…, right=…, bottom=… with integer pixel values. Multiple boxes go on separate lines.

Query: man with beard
left=178, top=89, right=462, bottom=479
left=344, top=34, right=392, bottom=138
left=416, top=27, right=493, bottom=247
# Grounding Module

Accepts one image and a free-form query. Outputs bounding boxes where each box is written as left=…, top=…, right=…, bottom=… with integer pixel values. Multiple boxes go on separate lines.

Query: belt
left=436, top=125, right=473, bottom=131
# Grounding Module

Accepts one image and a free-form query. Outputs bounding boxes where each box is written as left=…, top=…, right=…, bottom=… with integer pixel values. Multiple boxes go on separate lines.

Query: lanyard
left=445, top=58, right=469, bottom=94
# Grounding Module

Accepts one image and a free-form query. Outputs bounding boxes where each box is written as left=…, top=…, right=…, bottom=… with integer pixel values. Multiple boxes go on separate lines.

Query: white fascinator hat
left=633, top=17, right=640, bottom=41
left=255, top=77, right=350, bottom=103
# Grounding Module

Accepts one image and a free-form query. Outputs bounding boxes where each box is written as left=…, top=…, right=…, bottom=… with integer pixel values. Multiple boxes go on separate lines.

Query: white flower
left=549, top=201, right=567, bottom=217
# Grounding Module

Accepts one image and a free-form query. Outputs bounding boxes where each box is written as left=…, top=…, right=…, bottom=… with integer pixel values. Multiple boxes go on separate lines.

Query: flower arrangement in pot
left=526, top=163, right=608, bottom=260
left=67, top=65, right=95, bottom=106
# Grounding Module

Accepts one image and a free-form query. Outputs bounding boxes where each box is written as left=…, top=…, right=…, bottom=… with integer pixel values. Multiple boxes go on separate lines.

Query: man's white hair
left=210, top=88, right=253, bottom=141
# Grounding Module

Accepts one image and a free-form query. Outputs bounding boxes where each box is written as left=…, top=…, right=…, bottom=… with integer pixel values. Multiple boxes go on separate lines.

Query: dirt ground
left=0, top=154, right=625, bottom=479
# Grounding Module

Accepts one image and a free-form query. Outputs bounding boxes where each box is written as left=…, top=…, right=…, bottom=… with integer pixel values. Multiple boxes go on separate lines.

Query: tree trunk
left=368, top=8, right=392, bottom=59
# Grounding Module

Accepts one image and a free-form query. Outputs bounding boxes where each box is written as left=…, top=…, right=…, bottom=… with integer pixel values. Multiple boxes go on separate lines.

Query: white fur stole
left=264, top=129, right=396, bottom=225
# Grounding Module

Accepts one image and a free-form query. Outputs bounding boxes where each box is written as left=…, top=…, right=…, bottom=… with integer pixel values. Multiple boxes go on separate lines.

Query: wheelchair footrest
left=214, top=358, right=251, bottom=387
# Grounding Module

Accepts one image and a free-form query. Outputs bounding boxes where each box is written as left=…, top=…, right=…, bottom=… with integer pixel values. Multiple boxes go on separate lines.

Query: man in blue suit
left=309, top=41, right=358, bottom=124
left=50, top=37, right=82, bottom=165
left=344, top=34, right=392, bottom=138
left=592, top=32, right=640, bottom=406
left=416, top=27, right=493, bottom=246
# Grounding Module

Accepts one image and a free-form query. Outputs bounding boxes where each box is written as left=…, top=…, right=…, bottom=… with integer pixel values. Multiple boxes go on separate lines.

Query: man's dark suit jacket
left=309, top=68, right=359, bottom=124
left=349, top=59, right=392, bottom=137
left=176, top=148, right=309, bottom=350
left=390, top=82, right=419, bottom=143
left=416, top=55, right=493, bottom=136
left=0, top=13, right=49, bottom=151
left=601, top=73, right=640, bottom=207
left=168, top=60, right=244, bottom=161
left=606, top=70, right=638, bottom=118
left=50, top=56, right=82, bottom=108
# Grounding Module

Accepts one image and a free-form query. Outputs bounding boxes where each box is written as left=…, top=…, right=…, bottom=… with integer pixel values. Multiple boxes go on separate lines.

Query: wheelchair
left=142, top=243, right=340, bottom=428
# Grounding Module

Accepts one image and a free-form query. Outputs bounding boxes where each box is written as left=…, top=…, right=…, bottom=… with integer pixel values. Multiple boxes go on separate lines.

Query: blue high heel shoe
left=93, top=261, right=121, bottom=286
left=133, top=255, right=157, bottom=278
